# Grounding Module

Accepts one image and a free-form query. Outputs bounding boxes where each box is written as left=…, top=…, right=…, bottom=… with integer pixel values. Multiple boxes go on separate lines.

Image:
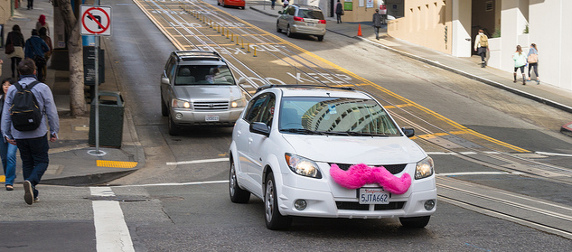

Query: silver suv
left=160, top=51, right=247, bottom=135
left=277, top=4, right=326, bottom=41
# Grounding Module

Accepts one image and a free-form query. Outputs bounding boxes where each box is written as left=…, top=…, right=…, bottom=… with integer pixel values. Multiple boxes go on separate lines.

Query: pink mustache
left=330, top=163, right=411, bottom=194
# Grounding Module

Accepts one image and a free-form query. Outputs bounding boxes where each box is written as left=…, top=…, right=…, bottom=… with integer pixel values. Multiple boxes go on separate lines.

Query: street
left=1, top=0, right=572, bottom=251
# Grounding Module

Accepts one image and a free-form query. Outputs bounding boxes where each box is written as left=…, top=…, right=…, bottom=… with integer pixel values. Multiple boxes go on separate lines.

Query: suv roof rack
left=292, top=4, right=322, bottom=10
left=174, top=50, right=222, bottom=62
left=256, top=84, right=354, bottom=93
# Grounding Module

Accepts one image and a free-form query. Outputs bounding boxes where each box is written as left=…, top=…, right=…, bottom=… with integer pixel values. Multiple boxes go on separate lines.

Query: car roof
left=257, top=85, right=371, bottom=99
left=292, top=4, right=322, bottom=10
left=172, top=50, right=223, bottom=61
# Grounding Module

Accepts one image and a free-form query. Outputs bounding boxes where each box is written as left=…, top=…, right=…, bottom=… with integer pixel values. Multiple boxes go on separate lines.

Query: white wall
left=451, top=0, right=472, bottom=57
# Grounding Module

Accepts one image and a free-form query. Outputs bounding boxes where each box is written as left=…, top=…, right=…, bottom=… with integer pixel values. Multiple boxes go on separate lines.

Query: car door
left=235, top=93, right=270, bottom=192
left=278, top=6, right=292, bottom=30
left=247, top=93, right=276, bottom=194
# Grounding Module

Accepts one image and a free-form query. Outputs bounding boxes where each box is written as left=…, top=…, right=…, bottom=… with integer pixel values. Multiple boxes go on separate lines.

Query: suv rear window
left=298, top=10, right=324, bottom=20
left=175, top=65, right=235, bottom=85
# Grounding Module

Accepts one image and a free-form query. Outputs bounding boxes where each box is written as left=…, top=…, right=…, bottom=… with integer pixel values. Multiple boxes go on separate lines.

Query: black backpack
left=10, top=81, right=43, bottom=131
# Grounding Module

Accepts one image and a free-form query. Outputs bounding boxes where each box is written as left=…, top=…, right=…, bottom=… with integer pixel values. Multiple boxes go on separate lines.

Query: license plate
left=205, top=115, right=219, bottom=122
left=307, top=22, right=316, bottom=26
left=358, top=188, right=390, bottom=204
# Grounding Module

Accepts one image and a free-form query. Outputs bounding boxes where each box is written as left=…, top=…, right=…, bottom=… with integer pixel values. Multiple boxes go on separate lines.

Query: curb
left=42, top=170, right=136, bottom=186
left=561, top=122, right=572, bottom=137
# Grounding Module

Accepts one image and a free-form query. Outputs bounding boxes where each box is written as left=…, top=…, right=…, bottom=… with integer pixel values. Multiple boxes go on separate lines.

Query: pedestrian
left=282, top=0, right=288, bottom=9
left=474, top=29, right=489, bottom=68
left=36, top=15, right=50, bottom=37
left=39, top=27, right=53, bottom=83
left=335, top=0, right=344, bottom=24
left=4, top=25, right=26, bottom=78
left=0, top=78, right=18, bottom=191
left=512, top=45, right=527, bottom=85
left=271, top=0, right=276, bottom=10
left=24, top=29, right=50, bottom=83
left=372, top=9, right=383, bottom=40
left=1, top=58, right=59, bottom=205
left=527, top=43, right=539, bottom=84
left=27, top=0, right=33, bottom=10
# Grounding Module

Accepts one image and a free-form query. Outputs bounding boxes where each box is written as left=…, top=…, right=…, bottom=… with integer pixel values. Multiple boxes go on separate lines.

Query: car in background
left=276, top=4, right=326, bottom=41
left=160, top=50, right=247, bottom=135
left=218, top=0, right=245, bottom=9
left=228, top=85, right=437, bottom=230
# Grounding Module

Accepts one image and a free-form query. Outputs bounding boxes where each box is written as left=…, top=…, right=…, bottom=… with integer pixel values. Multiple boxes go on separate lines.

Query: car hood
left=281, top=134, right=426, bottom=165
left=174, top=85, right=242, bottom=101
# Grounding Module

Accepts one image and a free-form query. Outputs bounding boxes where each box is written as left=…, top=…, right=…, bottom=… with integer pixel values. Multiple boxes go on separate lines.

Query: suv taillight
left=293, top=16, right=304, bottom=22
left=318, top=20, right=326, bottom=24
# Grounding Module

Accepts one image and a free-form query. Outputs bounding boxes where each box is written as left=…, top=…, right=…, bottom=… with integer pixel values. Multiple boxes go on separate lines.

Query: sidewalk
left=250, top=4, right=572, bottom=114
left=0, top=1, right=142, bottom=186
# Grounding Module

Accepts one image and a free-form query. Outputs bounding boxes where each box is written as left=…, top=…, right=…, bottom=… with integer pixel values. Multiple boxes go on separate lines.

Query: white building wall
left=451, top=0, right=471, bottom=57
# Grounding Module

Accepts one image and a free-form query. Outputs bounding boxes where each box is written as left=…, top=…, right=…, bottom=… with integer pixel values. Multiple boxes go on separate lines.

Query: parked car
left=229, top=85, right=437, bottom=230
left=160, top=50, right=247, bottom=135
left=276, top=4, right=326, bottom=41
left=218, top=0, right=245, bottom=9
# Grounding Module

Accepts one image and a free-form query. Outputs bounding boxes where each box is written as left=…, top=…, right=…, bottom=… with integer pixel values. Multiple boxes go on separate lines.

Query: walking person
left=0, top=78, right=18, bottom=191
left=24, top=29, right=50, bottom=83
left=335, top=0, right=343, bottom=24
left=372, top=9, right=383, bottom=40
left=36, top=15, right=50, bottom=37
left=5, top=25, right=26, bottom=78
left=512, top=45, right=527, bottom=85
left=271, top=0, right=276, bottom=10
left=1, top=58, right=59, bottom=205
left=474, top=29, right=489, bottom=68
left=38, top=27, right=53, bottom=83
left=27, top=0, right=33, bottom=10
left=527, top=43, right=539, bottom=84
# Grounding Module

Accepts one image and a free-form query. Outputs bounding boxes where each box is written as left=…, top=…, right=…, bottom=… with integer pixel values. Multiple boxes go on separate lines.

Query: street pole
left=88, top=0, right=106, bottom=156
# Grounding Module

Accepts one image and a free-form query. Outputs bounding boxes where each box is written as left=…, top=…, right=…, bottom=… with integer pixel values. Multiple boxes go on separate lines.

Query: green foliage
left=492, top=28, right=501, bottom=38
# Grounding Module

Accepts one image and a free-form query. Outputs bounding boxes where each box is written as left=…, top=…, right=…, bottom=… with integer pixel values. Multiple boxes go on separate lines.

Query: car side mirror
left=278, top=11, right=283, bottom=14
left=250, top=122, right=270, bottom=137
left=161, top=77, right=170, bottom=85
left=402, top=127, right=415, bottom=137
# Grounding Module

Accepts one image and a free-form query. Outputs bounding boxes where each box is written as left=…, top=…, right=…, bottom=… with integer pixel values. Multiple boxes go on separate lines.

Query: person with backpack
left=1, top=58, right=59, bottom=205
left=474, top=29, right=489, bottom=68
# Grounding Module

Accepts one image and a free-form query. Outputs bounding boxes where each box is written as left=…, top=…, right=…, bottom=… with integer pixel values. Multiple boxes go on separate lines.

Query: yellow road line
left=97, top=160, right=138, bottom=169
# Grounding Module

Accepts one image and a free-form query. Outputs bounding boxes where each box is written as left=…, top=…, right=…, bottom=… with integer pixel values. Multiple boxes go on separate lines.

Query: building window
left=486, top=1, right=493, bottom=11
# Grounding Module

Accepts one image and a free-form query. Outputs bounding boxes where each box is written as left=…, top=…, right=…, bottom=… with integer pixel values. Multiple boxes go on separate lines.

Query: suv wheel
left=229, top=160, right=250, bottom=203
left=168, top=114, right=179, bottom=136
left=161, top=93, right=168, bottom=117
left=399, top=216, right=430, bottom=228
left=286, top=25, right=293, bottom=38
left=317, top=35, right=324, bottom=41
left=264, top=171, right=292, bottom=230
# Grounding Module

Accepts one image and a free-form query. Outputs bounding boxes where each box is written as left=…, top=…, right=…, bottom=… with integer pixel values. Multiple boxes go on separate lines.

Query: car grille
left=330, top=163, right=407, bottom=175
left=336, top=201, right=405, bottom=211
left=193, top=101, right=229, bottom=111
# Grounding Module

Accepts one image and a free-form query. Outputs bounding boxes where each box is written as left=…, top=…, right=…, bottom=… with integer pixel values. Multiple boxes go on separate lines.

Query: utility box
left=89, top=91, right=124, bottom=148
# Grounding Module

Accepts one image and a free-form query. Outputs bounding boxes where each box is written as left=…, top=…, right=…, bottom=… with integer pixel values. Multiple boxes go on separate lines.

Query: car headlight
left=285, top=153, right=322, bottom=179
left=415, top=156, right=434, bottom=180
left=231, top=97, right=247, bottom=108
left=172, top=99, right=191, bottom=109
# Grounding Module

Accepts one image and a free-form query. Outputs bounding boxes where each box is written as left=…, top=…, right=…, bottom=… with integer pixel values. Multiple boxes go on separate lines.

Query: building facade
left=388, top=0, right=572, bottom=92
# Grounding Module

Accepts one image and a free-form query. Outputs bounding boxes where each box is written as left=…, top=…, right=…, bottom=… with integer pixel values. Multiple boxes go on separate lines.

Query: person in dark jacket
left=24, top=29, right=49, bottom=83
left=372, top=9, right=383, bottom=40
left=335, top=0, right=343, bottom=24
left=5, top=25, right=26, bottom=78
left=38, top=27, right=53, bottom=83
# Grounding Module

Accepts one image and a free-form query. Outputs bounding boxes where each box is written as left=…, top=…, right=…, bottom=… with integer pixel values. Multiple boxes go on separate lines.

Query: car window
left=175, top=65, right=234, bottom=85
left=287, top=7, right=296, bottom=15
left=298, top=9, right=324, bottom=20
left=244, top=94, right=270, bottom=123
left=279, top=97, right=400, bottom=136
left=165, top=57, right=176, bottom=79
left=258, top=94, right=276, bottom=127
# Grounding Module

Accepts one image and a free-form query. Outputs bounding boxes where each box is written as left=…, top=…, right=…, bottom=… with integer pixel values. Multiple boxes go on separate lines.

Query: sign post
left=81, top=4, right=111, bottom=156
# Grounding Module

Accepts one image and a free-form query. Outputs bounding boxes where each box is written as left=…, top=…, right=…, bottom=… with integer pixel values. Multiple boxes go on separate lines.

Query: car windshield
left=298, top=10, right=324, bottom=20
left=175, top=65, right=235, bottom=85
left=279, top=97, right=401, bottom=136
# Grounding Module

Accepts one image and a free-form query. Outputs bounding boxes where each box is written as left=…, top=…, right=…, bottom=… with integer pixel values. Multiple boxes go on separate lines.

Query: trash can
left=89, top=91, right=124, bottom=148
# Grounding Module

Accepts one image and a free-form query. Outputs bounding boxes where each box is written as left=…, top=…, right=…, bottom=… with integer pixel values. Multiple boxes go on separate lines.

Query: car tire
left=399, top=216, right=431, bottom=228
left=229, top=160, right=250, bottom=203
left=168, top=114, right=179, bottom=136
left=217, top=1, right=220, bottom=5
left=264, top=171, right=292, bottom=230
left=317, top=35, right=324, bottom=41
left=161, top=95, right=168, bottom=117
left=286, top=26, right=293, bottom=38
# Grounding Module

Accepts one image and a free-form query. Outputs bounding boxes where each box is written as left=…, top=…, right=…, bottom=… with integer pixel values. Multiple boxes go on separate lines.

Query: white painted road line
left=535, top=151, right=572, bottom=157
left=166, top=157, right=228, bottom=166
left=437, top=171, right=524, bottom=176
left=91, top=187, right=135, bottom=252
left=113, top=180, right=229, bottom=188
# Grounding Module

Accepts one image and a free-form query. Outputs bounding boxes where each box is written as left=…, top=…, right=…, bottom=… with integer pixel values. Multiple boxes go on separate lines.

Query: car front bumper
left=171, top=108, right=243, bottom=126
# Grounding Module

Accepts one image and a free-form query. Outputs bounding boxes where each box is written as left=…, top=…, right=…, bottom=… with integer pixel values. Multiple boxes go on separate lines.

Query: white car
left=228, top=85, right=436, bottom=230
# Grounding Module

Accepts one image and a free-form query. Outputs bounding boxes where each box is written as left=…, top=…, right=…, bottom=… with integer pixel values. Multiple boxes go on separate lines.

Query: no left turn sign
left=81, top=5, right=111, bottom=36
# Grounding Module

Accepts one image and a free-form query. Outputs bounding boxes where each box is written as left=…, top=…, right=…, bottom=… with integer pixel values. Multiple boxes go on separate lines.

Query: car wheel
left=168, top=114, right=179, bottom=136
left=286, top=25, right=293, bottom=38
left=317, top=35, right=324, bottom=41
left=217, top=1, right=220, bottom=5
left=161, top=95, right=168, bottom=117
left=264, top=172, right=292, bottom=230
left=229, top=160, right=250, bottom=203
left=399, top=216, right=431, bottom=228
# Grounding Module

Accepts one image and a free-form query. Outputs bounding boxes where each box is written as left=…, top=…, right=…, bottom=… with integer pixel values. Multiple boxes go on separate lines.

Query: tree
left=55, top=0, right=86, bottom=116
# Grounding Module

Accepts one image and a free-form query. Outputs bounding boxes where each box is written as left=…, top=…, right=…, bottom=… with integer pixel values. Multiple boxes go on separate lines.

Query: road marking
left=437, top=171, right=524, bottom=176
left=166, top=157, right=228, bottom=166
left=97, top=160, right=138, bottom=168
left=535, top=151, right=572, bottom=157
left=90, top=187, right=135, bottom=252
left=113, top=180, right=229, bottom=188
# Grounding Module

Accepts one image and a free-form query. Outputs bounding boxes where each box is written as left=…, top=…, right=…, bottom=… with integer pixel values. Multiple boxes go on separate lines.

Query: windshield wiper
left=324, top=131, right=388, bottom=136
left=281, top=128, right=325, bottom=135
